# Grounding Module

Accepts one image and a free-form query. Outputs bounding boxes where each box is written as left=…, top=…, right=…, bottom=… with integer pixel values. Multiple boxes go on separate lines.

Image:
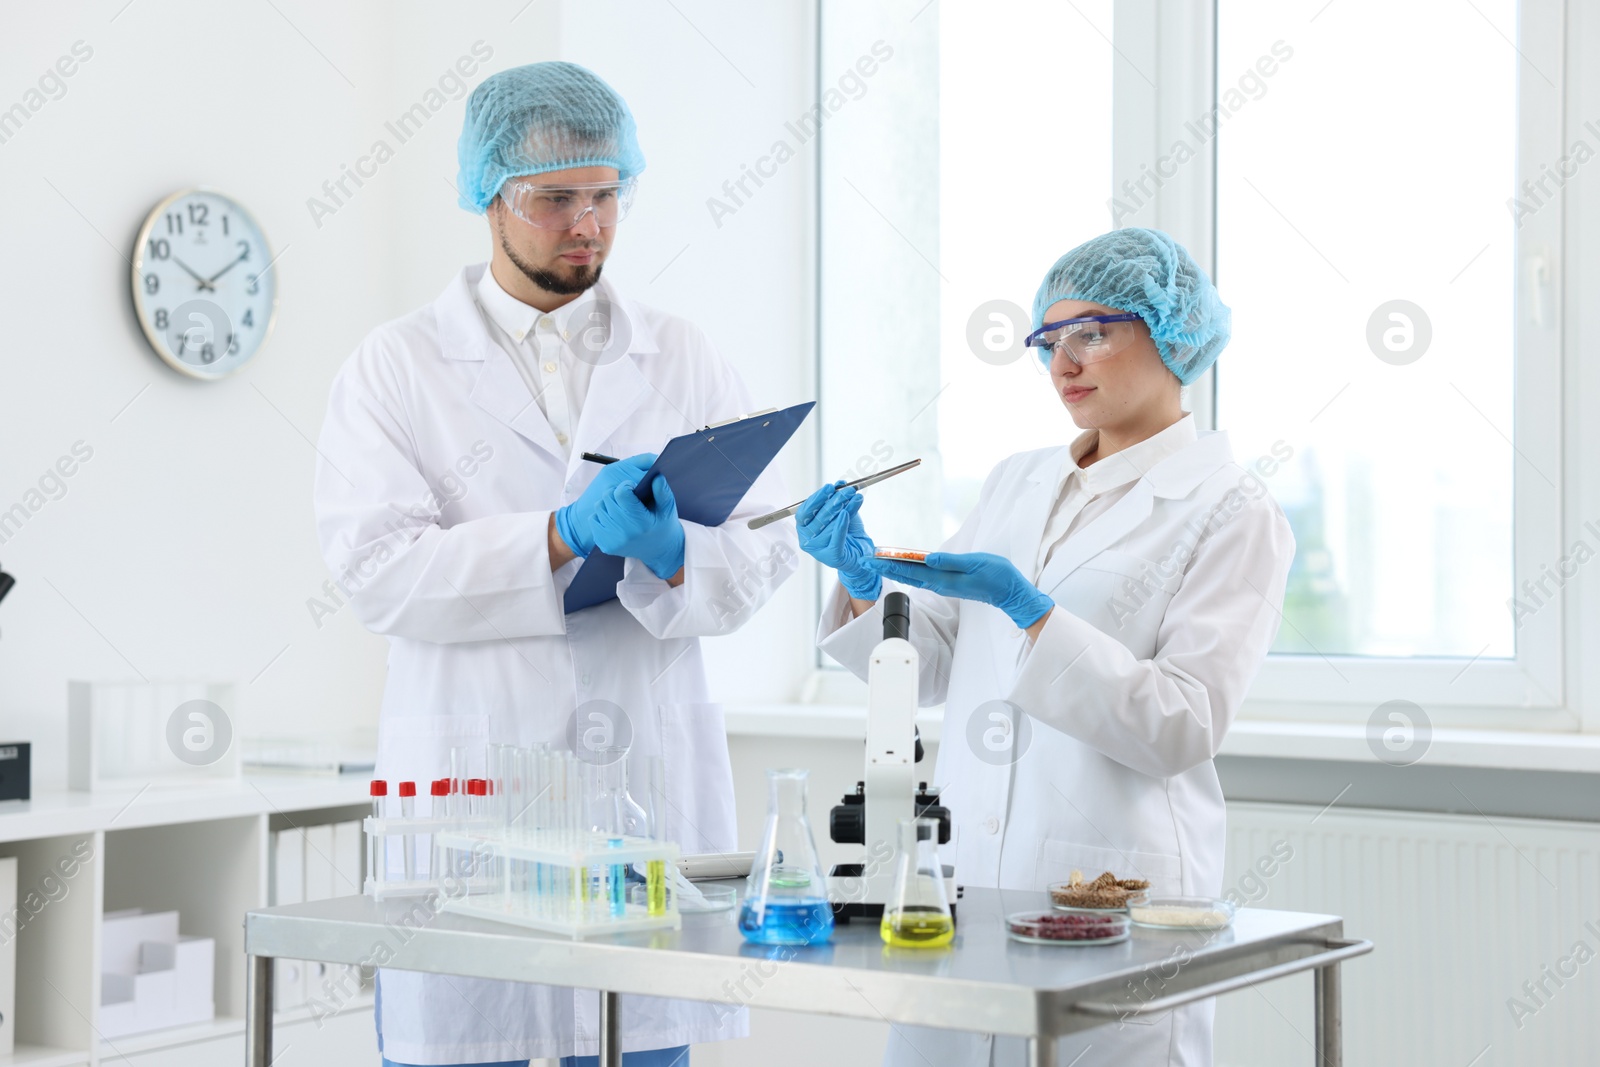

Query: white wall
left=0, top=0, right=821, bottom=788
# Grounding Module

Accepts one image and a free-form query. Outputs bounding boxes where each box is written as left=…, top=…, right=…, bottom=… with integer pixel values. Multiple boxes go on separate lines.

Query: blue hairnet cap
left=457, top=61, right=646, bottom=214
left=1031, top=228, right=1230, bottom=385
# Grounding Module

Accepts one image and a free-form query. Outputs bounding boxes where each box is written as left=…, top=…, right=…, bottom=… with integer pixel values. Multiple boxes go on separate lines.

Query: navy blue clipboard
left=562, top=401, right=815, bottom=614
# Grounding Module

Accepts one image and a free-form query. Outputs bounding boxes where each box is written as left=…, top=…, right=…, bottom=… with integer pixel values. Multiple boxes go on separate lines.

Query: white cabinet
left=0, top=775, right=376, bottom=1066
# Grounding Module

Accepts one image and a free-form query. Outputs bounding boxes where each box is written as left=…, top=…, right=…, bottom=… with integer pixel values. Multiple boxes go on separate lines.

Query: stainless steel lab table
left=243, top=882, right=1370, bottom=1066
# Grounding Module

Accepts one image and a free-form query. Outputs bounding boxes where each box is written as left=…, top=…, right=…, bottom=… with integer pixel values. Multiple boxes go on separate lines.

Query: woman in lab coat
left=798, top=229, right=1294, bottom=1067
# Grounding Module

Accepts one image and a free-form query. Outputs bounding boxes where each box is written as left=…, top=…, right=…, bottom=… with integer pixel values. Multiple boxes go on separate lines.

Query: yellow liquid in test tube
left=646, top=859, right=666, bottom=916
left=880, top=906, right=954, bottom=948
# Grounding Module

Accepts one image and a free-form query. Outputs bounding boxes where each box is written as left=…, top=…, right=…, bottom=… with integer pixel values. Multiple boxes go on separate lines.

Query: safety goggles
left=1025, top=313, right=1145, bottom=367
left=500, top=177, right=638, bottom=230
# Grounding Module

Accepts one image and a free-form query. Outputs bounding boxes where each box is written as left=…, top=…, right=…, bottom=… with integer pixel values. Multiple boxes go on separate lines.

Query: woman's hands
left=795, top=481, right=881, bottom=601
left=868, top=551, right=1055, bottom=630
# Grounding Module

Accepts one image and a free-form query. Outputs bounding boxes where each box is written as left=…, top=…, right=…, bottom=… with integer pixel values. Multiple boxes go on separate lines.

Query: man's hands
left=591, top=474, right=686, bottom=580
left=554, top=453, right=656, bottom=558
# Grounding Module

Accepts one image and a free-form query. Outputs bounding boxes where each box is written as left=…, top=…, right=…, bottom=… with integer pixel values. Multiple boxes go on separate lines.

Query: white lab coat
left=818, top=430, right=1294, bottom=1067
left=314, top=264, right=796, bottom=1063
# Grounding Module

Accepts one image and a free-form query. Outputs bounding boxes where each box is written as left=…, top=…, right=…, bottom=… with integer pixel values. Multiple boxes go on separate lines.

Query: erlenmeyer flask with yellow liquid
left=881, top=817, right=954, bottom=948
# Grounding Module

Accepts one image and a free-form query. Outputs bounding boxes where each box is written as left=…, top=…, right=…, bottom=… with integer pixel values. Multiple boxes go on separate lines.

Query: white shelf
left=0, top=1045, right=88, bottom=1067
left=0, top=774, right=372, bottom=844
left=98, top=1015, right=245, bottom=1057
left=0, top=774, right=376, bottom=1066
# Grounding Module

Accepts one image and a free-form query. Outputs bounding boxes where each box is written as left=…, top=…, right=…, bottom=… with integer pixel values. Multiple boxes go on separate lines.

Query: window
left=1216, top=0, right=1519, bottom=659
left=819, top=0, right=1115, bottom=550
left=818, top=0, right=1570, bottom=719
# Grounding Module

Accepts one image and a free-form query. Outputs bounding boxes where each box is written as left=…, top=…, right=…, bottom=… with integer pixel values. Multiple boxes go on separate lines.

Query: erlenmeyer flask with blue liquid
left=739, top=768, right=834, bottom=945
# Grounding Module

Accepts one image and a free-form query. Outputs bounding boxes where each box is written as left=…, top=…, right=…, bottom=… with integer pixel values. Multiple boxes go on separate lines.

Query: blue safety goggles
left=1025, top=313, right=1144, bottom=366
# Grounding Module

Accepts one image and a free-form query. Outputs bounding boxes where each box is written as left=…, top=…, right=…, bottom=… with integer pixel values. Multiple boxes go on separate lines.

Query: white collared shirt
left=473, top=266, right=601, bottom=458
left=1033, top=413, right=1198, bottom=578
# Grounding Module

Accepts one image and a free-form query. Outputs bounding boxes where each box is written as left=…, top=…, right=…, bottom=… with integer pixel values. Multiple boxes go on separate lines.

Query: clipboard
left=562, top=401, right=815, bottom=613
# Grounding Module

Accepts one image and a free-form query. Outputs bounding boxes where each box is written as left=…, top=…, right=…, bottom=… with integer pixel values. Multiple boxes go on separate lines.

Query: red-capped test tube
left=430, top=779, right=451, bottom=879
left=368, top=780, right=388, bottom=888
left=398, top=781, right=417, bottom=881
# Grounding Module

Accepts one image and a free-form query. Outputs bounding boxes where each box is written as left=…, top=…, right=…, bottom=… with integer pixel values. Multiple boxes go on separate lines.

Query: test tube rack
left=434, top=828, right=682, bottom=938
left=363, top=814, right=496, bottom=901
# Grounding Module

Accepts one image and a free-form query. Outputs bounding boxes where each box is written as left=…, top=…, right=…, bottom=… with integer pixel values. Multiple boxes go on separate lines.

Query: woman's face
left=1040, top=299, right=1180, bottom=432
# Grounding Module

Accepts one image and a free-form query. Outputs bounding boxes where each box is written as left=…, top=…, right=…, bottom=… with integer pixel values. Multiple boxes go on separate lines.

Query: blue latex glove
left=867, top=551, right=1055, bottom=629
left=590, top=474, right=687, bottom=580
left=555, top=453, right=656, bottom=558
left=795, top=481, right=880, bottom=600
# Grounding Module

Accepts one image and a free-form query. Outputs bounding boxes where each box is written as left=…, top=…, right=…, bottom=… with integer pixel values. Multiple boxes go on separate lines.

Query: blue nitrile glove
left=867, top=551, right=1055, bottom=629
left=555, top=453, right=656, bottom=558
left=795, top=481, right=881, bottom=601
left=590, top=474, right=687, bottom=580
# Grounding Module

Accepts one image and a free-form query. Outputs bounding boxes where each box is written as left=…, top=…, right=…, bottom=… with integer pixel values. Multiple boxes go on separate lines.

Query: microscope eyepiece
left=883, top=591, right=910, bottom=642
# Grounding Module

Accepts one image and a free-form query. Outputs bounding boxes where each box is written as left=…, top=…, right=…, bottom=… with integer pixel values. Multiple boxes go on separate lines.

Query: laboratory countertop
left=246, top=882, right=1357, bottom=1039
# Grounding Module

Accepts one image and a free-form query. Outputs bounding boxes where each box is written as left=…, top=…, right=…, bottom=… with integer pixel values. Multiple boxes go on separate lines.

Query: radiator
left=1215, top=802, right=1600, bottom=1067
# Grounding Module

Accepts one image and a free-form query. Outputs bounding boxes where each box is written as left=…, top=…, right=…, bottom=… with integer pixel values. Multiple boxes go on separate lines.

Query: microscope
left=827, top=591, right=957, bottom=922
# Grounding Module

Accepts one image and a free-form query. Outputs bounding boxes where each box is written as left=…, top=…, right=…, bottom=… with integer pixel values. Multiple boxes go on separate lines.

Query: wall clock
left=130, top=188, right=278, bottom=380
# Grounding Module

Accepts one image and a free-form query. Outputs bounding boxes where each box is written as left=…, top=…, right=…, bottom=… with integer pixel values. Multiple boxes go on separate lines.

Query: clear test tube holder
left=433, top=829, right=682, bottom=939
left=363, top=815, right=497, bottom=900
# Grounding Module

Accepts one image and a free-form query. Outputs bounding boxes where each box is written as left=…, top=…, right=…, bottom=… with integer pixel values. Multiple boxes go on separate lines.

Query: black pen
left=581, top=452, right=621, bottom=465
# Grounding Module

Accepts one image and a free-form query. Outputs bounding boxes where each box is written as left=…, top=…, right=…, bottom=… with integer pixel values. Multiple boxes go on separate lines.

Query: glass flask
left=739, top=768, right=834, bottom=945
left=587, top=748, right=649, bottom=837
left=881, top=817, right=954, bottom=948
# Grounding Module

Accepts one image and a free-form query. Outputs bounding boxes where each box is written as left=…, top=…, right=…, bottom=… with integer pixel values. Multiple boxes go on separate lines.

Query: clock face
left=130, top=189, right=278, bottom=380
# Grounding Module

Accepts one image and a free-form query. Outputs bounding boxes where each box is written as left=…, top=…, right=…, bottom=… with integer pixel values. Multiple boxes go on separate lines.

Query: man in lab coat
left=313, top=61, right=795, bottom=1066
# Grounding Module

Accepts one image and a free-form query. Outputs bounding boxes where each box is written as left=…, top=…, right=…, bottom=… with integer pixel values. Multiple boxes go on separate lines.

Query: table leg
left=1314, top=960, right=1341, bottom=1066
left=246, top=954, right=274, bottom=1067
left=1028, top=1034, right=1056, bottom=1066
left=599, top=989, right=622, bottom=1067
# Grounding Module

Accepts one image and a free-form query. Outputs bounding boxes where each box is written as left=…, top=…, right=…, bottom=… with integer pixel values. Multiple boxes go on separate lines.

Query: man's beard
left=499, top=222, right=603, bottom=295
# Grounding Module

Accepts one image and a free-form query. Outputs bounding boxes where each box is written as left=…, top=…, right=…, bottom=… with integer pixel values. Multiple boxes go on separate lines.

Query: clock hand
left=206, top=250, right=250, bottom=284
left=171, top=257, right=216, bottom=292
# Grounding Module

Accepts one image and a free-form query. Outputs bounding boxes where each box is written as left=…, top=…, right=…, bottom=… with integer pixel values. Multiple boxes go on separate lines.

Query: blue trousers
left=381, top=1046, right=688, bottom=1066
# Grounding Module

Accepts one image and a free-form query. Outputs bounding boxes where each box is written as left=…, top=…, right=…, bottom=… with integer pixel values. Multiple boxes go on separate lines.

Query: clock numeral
left=164, top=214, right=182, bottom=236
left=236, top=239, right=251, bottom=262
left=222, top=215, right=230, bottom=236
left=147, top=238, right=170, bottom=260
left=241, top=308, right=254, bottom=328
left=187, top=202, right=209, bottom=226
left=246, top=274, right=259, bottom=295
left=154, top=309, right=168, bottom=330
left=226, top=333, right=240, bottom=356
left=143, top=274, right=159, bottom=295
left=200, top=342, right=216, bottom=364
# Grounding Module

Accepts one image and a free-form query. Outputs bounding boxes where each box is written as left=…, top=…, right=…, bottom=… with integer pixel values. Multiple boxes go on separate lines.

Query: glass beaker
left=739, top=769, right=834, bottom=945
left=881, top=817, right=954, bottom=948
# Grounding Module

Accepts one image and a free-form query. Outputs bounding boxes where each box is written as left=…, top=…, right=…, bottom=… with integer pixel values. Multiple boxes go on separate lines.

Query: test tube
left=398, top=782, right=417, bottom=881
left=647, top=859, right=666, bottom=916
left=430, top=779, right=449, bottom=879
left=644, top=755, right=666, bottom=841
left=368, top=780, right=387, bottom=888
left=608, top=837, right=625, bottom=918
left=486, top=742, right=505, bottom=825
left=448, top=747, right=469, bottom=818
